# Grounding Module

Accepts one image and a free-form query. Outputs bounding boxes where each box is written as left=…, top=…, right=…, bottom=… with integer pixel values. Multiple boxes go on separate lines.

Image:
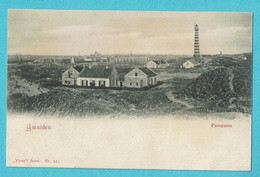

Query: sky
left=8, top=10, right=252, bottom=55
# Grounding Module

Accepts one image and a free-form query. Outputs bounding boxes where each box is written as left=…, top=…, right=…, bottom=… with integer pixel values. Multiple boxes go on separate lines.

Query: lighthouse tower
left=194, top=24, right=200, bottom=58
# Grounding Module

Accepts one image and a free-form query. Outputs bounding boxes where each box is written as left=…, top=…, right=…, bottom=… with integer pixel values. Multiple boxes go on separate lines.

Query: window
left=130, top=83, right=132, bottom=86
left=136, top=83, right=138, bottom=86
left=68, top=73, right=73, bottom=78
left=135, top=73, right=138, bottom=76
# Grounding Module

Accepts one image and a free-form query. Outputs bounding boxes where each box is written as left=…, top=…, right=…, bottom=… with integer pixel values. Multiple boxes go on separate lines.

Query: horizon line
left=7, top=52, right=252, bottom=57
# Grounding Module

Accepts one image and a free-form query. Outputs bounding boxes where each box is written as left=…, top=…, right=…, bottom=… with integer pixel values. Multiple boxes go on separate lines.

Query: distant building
left=242, top=56, right=248, bottom=60
left=84, top=57, right=93, bottom=62
left=146, top=60, right=158, bottom=68
left=71, top=57, right=75, bottom=64
left=70, top=57, right=93, bottom=65
left=181, top=60, right=195, bottom=69
left=62, top=65, right=84, bottom=85
left=100, top=57, right=108, bottom=62
left=146, top=60, right=169, bottom=68
left=113, top=56, right=150, bottom=63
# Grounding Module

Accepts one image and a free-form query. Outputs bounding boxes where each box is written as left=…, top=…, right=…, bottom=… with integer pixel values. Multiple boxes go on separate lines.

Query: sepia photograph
left=6, top=10, right=252, bottom=170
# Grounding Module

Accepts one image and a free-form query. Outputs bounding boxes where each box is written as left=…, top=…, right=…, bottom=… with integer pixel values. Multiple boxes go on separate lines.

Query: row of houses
left=64, top=55, right=198, bottom=70
left=62, top=65, right=158, bottom=89
left=68, top=55, right=170, bottom=68
left=146, top=58, right=197, bottom=69
left=111, top=56, right=150, bottom=63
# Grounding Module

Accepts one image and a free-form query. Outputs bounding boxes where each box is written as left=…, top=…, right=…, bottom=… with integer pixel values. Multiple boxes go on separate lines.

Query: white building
left=146, top=60, right=169, bottom=68
left=181, top=60, right=195, bottom=69
left=76, top=66, right=117, bottom=87
left=62, top=66, right=84, bottom=85
left=124, top=67, right=157, bottom=88
left=62, top=65, right=158, bottom=89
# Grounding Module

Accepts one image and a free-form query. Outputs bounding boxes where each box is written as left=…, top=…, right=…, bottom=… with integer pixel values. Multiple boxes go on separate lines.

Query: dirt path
left=166, top=91, right=194, bottom=109
left=228, top=69, right=235, bottom=92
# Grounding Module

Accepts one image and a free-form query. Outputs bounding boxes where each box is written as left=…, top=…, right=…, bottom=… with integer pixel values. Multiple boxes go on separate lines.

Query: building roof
left=79, top=66, right=113, bottom=78
left=173, top=58, right=199, bottom=67
left=152, top=60, right=167, bottom=65
left=72, top=65, right=84, bottom=72
left=138, top=67, right=157, bottom=77
left=183, top=60, right=195, bottom=65
left=116, top=67, right=133, bottom=81
left=183, top=58, right=199, bottom=65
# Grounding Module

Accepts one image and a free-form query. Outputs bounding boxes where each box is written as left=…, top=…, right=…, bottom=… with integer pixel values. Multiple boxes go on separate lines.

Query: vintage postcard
left=7, top=10, right=252, bottom=170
